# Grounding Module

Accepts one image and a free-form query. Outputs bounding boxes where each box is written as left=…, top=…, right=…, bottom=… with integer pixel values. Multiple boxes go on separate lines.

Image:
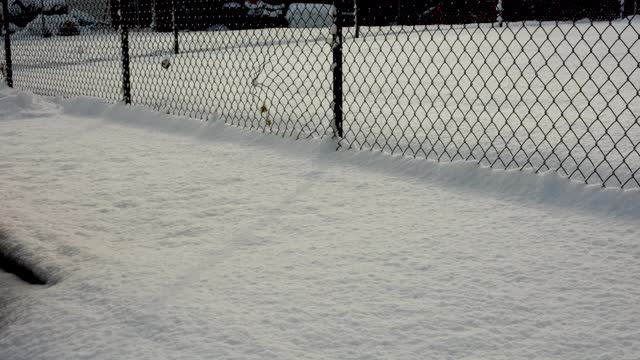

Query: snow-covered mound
left=0, top=86, right=60, bottom=120
left=286, top=3, right=334, bottom=28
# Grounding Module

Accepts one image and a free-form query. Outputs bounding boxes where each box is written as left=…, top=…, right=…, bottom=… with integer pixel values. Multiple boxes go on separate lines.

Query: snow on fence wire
left=2, top=0, right=640, bottom=189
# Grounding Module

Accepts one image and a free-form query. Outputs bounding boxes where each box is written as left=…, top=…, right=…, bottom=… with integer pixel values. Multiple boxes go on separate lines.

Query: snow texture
left=1, top=87, right=640, bottom=359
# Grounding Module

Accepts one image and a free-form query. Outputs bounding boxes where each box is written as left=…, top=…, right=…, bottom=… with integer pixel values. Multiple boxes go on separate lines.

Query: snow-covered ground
left=5, top=18, right=640, bottom=188
left=1, top=87, right=640, bottom=359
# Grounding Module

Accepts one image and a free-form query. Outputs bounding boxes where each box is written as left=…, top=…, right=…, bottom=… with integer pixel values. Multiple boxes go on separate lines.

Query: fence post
left=172, top=0, right=179, bottom=54
left=625, top=0, right=639, bottom=16
left=331, top=3, right=343, bottom=138
left=2, top=0, right=13, bottom=87
left=120, top=0, right=132, bottom=104
left=354, top=0, right=359, bottom=38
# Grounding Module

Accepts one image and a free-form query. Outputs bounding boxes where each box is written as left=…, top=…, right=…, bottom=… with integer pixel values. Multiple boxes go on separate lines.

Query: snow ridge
left=5, top=86, right=639, bottom=219
left=59, top=91, right=640, bottom=219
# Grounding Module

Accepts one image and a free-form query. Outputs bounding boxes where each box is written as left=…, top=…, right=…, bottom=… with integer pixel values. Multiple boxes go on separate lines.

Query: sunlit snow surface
left=1, top=87, right=639, bottom=359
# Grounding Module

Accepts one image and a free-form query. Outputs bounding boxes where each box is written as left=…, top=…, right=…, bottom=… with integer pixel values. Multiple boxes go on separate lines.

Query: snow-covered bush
left=242, top=0, right=285, bottom=18
left=263, top=3, right=285, bottom=18
left=222, top=2, right=244, bottom=10
left=244, top=0, right=264, bottom=17
left=19, top=12, right=96, bottom=37
left=286, top=3, right=334, bottom=28
left=9, top=0, right=66, bottom=16
left=66, top=9, right=98, bottom=27
left=8, top=0, right=66, bottom=27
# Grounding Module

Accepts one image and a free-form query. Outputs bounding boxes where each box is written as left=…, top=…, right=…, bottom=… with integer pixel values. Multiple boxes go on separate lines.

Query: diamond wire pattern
left=343, top=9, right=640, bottom=189
left=6, top=0, right=121, bottom=102
left=128, top=5, right=333, bottom=139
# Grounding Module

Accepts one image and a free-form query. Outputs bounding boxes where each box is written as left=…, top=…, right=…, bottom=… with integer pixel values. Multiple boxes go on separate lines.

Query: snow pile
left=262, top=2, right=286, bottom=18
left=223, top=1, right=243, bottom=10
left=287, top=3, right=334, bottom=28
left=54, top=91, right=640, bottom=218
left=18, top=11, right=96, bottom=37
left=242, top=0, right=285, bottom=18
left=1, top=88, right=640, bottom=359
left=0, top=87, right=60, bottom=120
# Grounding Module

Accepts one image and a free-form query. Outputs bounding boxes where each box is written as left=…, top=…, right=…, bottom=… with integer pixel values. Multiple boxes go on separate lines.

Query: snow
left=238, top=0, right=285, bottom=17
left=0, top=87, right=59, bottom=119
left=287, top=4, right=335, bottom=28
left=342, top=19, right=640, bottom=187
left=1, top=87, right=640, bottom=359
left=8, top=0, right=66, bottom=17
left=223, top=2, right=243, bottom=10
left=6, top=18, right=640, bottom=187
left=17, top=13, right=95, bottom=37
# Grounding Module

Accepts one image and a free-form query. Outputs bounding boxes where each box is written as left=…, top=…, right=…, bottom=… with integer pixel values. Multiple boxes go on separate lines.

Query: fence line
left=2, top=1, right=639, bottom=189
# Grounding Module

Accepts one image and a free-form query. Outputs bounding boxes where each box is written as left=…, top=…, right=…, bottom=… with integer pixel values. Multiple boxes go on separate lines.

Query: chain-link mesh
left=2, top=0, right=336, bottom=138
left=2, top=0, right=640, bottom=189
left=4, top=0, right=121, bottom=100
left=127, top=3, right=335, bottom=137
left=343, top=2, right=640, bottom=189
left=129, top=27, right=333, bottom=137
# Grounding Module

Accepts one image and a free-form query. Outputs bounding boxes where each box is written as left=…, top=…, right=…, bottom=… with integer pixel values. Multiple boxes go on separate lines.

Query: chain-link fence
left=2, top=0, right=639, bottom=189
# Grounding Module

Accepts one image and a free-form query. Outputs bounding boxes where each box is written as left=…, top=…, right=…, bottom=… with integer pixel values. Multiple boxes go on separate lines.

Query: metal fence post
left=172, top=0, right=179, bottom=54
left=120, top=0, right=132, bottom=104
left=331, top=3, right=343, bottom=138
left=2, top=0, right=13, bottom=87
left=354, top=0, right=359, bottom=38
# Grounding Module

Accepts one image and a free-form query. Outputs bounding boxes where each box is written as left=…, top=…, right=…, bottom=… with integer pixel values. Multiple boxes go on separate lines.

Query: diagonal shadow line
left=0, top=228, right=46, bottom=285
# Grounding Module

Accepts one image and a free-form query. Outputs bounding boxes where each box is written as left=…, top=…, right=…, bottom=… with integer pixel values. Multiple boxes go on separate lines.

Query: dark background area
left=109, top=0, right=639, bottom=31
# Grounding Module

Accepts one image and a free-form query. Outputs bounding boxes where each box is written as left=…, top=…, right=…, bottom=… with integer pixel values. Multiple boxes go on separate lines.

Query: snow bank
left=49, top=89, right=640, bottom=219
left=286, top=3, right=334, bottom=28
left=3, top=85, right=637, bottom=218
left=0, top=86, right=61, bottom=120
left=3, top=86, right=640, bottom=220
